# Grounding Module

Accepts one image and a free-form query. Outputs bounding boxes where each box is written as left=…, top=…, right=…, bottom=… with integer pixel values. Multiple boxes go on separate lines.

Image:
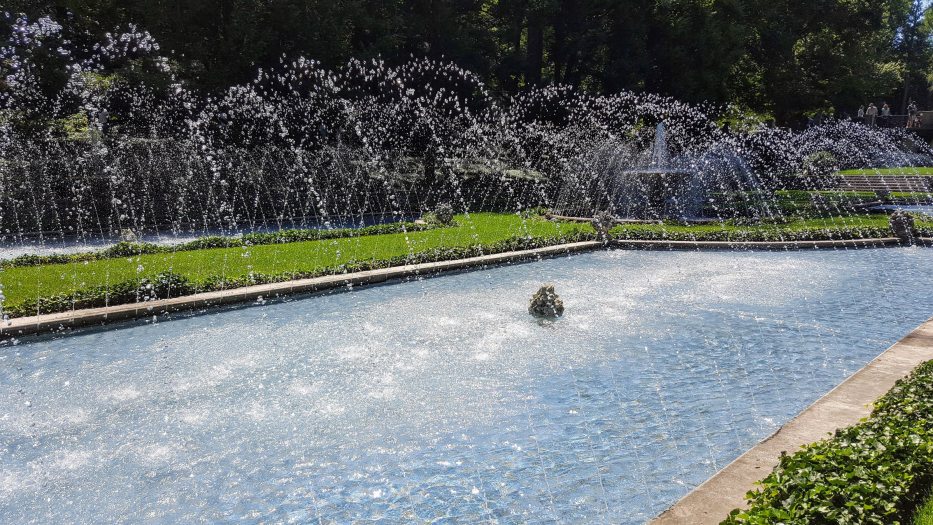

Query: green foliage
left=100, top=241, right=164, bottom=258
left=909, top=213, right=933, bottom=237
left=706, top=190, right=777, bottom=218
left=804, top=151, right=839, bottom=177
left=610, top=215, right=896, bottom=242
left=422, top=203, right=456, bottom=226
left=771, top=189, right=932, bottom=219
left=914, top=492, right=933, bottom=525
left=0, top=221, right=438, bottom=270
left=11, top=0, right=929, bottom=122
left=724, top=360, right=933, bottom=524
left=139, top=271, right=194, bottom=300
left=9, top=270, right=195, bottom=318
left=716, top=106, right=774, bottom=132
left=839, top=168, right=933, bottom=176
left=520, top=206, right=552, bottom=219
left=80, top=71, right=115, bottom=93
left=57, top=112, right=90, bottom=141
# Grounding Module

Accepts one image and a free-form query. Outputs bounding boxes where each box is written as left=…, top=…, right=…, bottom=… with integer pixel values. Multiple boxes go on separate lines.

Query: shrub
left=423, top=203, right=455, bottom=226
left=520, top=206, right=552, bottom=219
left=100, top=241, right=163, bottom=258
left=804, top=150, right=839, bottom=177
left=724, top=360, right=933, bottom=525
left=137, top=272, right=194, bottom=301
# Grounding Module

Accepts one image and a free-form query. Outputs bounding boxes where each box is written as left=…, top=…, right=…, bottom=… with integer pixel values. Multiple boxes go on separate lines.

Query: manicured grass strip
left=776, top=190, right=879, bottom=200
left=915, top=494, right=933, bottom=525
left=775, top=190, right=932, bottom=203
left=891, top=192, right=933, bottom=200
left=0, top=213, right=592, bottom=315
left=724, top=360, right=933, bottom=525
left=1, top=212, right=929, bottom=319
left=611, top=215, right=909, bottom=242
left=839, top=167, right=933, bottom=176
left=0, top=219, right=442, bottom=269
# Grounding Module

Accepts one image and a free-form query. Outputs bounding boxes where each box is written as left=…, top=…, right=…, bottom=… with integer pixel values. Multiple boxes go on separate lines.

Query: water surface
left=1, top=248, right=932, bottom=523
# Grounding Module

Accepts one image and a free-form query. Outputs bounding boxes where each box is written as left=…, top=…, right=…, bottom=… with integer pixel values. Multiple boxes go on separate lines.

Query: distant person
left=857, top=105, right=865, bottom=122
left=866, top=103, right=878, bottom=126
left=881, top=102, right=891, bottom=117
left=908, top=101, right=918, bottom=128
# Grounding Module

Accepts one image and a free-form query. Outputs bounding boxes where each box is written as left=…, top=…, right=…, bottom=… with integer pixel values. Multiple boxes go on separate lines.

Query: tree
left=895, top=0, right=932, bottom=112
left=4, top=0, right=933, bottom=124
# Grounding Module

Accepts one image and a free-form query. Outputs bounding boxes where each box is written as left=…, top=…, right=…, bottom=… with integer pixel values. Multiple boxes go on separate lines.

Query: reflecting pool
left=1, top=248, right=932, bottom=523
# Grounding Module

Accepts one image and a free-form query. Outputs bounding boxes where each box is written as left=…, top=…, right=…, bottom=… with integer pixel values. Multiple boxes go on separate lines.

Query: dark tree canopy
left=5, top=0, right=933, bottom=125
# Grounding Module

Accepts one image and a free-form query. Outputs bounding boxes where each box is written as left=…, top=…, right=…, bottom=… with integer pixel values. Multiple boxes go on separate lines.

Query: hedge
left=724, top=360, right=933, bottom=525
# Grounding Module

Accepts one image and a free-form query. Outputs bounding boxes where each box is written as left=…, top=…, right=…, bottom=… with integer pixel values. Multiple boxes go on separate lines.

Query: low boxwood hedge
left=724, top=360, right=933, bottom=525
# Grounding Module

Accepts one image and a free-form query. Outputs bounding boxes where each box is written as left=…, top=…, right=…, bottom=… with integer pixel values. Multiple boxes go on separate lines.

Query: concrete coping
left=651, top=317, right=933, bottom=524
left=0, top=236, right=929, bottom=339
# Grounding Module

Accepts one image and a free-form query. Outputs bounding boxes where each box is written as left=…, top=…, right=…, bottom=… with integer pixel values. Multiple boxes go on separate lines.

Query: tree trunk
left=526, top=12, right=545, bottom=86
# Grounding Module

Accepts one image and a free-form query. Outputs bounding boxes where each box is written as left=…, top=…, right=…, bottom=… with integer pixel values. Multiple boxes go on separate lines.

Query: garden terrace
left=0, top=213, right=593, bottom=318
left=2, top=212, right=931, bottom=320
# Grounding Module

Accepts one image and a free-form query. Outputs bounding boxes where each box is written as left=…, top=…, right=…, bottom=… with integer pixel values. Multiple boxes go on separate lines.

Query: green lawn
left=892, top=191, right=933, bottom=199
left=1, top=211, right=929, bottom=318
left=611, top=214, right=898, bottom=239
left=839, top=167, right=933, bottom=177
left=775, top=189, right=878, bottom=200
left=916, top=495, right=933, bottom=525
left=0, top=213, right=591, bottom=308
left=775, top=189, right=931, bottom=201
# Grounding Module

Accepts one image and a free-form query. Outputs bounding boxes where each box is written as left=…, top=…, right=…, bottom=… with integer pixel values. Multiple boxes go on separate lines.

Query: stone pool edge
left=0, top=236, right=928, bottom=339
left=650, top=316, right=933, bottom=525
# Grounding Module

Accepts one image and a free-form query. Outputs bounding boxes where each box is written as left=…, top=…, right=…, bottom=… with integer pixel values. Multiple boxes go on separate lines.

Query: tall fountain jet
left=649, top=122, right=671, bottom=169
left=615, top=122, right=696, bottom=220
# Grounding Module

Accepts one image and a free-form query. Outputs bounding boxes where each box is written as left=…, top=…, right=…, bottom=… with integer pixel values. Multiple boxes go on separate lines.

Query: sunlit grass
left=611, top=214, right=896, bottom=236
left=0, top=213, right=590, bottom=306
left=839, top=167, right=933, bottom=176
left=1, top=212, right=927, bottom=314
left=916, top=495, right=933, bottom=525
